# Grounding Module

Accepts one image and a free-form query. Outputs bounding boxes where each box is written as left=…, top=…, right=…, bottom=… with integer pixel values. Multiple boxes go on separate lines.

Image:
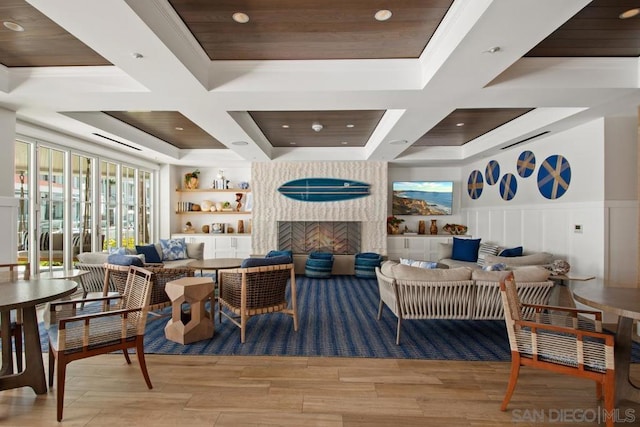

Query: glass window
left=72, top=155, right=94, bottom=255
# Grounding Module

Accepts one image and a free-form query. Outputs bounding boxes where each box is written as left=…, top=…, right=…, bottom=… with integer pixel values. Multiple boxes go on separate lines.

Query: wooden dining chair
left=498, top=272, right=616, bottom=427
left=47, top=265, right=154, bottom=421
left=0, top=263, right=30, bottom=373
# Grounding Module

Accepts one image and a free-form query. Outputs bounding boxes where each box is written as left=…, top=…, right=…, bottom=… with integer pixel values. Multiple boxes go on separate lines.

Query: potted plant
left=184, top=169, right=200, bottom=189
left=387, top=216, right=404, bottom=235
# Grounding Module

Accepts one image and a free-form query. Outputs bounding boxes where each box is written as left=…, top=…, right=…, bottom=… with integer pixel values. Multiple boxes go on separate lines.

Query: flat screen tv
left=392, top=181, right=453, bottom=215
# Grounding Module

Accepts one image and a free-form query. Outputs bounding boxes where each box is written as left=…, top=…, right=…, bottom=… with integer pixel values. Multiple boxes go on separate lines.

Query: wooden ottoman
left=164, top=276, right=215, bottom=344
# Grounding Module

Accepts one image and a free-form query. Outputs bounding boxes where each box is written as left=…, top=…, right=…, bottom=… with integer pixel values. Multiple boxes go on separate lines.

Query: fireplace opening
left=277, top=221, right=361, bottom=255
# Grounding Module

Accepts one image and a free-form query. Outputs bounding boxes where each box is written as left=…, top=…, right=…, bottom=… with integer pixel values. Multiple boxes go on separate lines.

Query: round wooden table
left=572, top=282, right=640, bottom=405
left=0, top=278, right=77, bottom=394
left=188, top=258, right=244, bottom=279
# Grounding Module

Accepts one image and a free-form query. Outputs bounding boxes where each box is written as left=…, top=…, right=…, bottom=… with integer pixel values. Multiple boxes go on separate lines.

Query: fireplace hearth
left=277, top=221, right=361, bottom=255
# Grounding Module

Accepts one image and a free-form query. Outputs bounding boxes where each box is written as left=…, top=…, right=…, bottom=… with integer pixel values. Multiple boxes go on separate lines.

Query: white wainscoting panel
left=462, top=202, right=609, bottom=280
left=0, top=197, right=17, bottom=263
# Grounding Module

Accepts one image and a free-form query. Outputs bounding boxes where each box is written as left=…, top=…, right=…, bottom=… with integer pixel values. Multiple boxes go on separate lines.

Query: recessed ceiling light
left=174, top=127, right=184, bottom=131
left=281, top=124, right=290, bottom=129
left=620, top=8, right=640, bottom=19
left=289, top=142, right=297, bottom=145
left=131, top=52, right=144, bottom=59
left=232, top=12, right=250, bottom=23
left=456, top=122, right=465, bottom=127
left=389, top=139, right=408, bottom=145
left=346, top=124, right=355, bottom=128
left=3, top=21, right=24, bottom=32
left=231, top=141, right=249, bottom=146
left=374, top=9, right=392, bottom=21
left=341, top=141, right=349, bottom=145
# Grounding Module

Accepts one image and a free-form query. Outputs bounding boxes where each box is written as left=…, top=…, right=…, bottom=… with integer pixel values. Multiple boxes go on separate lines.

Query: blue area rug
left=36, top=275, right=640, bottom=361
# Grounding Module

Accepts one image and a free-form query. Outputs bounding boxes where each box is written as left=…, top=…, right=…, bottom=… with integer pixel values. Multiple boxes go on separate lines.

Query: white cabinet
left=387, top=235, right=471, bottom=261
left=387, top=236, right=427, bottom=261
left=172, top=234, right=252, bottom=259
left=211, top=235, right=252, bottom=258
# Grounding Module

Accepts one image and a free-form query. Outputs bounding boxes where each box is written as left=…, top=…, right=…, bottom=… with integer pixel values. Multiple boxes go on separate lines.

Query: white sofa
left=437, top=242, right=554, bottom=270
left=75, top=241, right=204, bottom=268
left=375, top=260, right=554, bottom=344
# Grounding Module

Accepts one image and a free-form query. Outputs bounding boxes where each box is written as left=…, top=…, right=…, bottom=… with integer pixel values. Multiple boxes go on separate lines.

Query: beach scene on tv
left=392, top=181, right=453, bottom=215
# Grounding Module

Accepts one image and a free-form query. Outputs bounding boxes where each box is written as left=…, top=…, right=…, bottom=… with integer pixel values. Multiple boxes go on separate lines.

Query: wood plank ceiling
left=1, top=0, right=639, bottom=150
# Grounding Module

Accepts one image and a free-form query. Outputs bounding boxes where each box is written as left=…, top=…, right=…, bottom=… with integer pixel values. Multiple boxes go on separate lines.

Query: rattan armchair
left=499, top=273, right=616, bottom=427
left=0, top=263, right=29, bottom=373
left=47, top=265, right=154, bottom=421
left=75, top=263, right=117, bottom=305
left=103, top=263, right=195, bottom=315
left=218, top=263, right=298, bottom=343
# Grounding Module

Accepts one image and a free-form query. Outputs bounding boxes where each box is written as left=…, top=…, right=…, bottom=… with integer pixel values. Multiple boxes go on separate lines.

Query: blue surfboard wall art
left=278, top=178, right=370, bottom=202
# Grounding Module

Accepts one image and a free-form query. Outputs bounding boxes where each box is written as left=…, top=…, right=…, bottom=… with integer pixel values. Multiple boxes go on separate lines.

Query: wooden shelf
left=176, top=188, right=250, bottom=193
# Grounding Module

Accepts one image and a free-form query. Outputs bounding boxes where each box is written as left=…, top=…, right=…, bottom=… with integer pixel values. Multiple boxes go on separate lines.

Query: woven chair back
left=0, top=263, right=29, bottom=282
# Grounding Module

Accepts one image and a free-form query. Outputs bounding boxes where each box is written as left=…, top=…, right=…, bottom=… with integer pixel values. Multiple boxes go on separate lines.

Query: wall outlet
left=574, top=224, right=583, bottom=233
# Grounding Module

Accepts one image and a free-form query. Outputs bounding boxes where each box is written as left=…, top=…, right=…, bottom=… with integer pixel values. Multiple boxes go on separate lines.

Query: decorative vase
left=430, top=219, right=438, bottom=235
left=387, top=224, right=400, bottom=235
left=237, top=219, right=244, bottom=234
left=418, top=220, right=426, bottom=235
left=235, top=193, right=243, bottom=211
left=184, top=174, right=199, bottom=190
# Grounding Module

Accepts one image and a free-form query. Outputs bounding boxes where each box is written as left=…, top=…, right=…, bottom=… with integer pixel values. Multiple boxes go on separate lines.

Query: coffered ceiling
left=0, top=0, right=639, bottom=167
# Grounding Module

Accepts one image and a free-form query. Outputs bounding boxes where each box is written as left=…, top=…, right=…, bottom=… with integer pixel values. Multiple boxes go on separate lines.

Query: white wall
left=457, top=118, right=637, bottom=285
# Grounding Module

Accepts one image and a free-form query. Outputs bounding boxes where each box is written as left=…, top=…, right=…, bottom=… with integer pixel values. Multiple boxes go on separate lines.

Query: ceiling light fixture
left=389, top=139, right=408, bottom=145
left=3, top=21, right=24, bottom=32
left=311, top=122, right=323, bottom=132
left=341, top=141, right=349, bottom=145
left=620, top=8, right=640, bottom=19
left=281, top=124, right=290, bottom=128
left=232, top=12, right=250, bottom=23
left=131, top=52, right=144, bottom=59
left=290, top=142, right=297, bottom=145
left=174, top=127, right=184, bottom=131
left=346, top=124, right=355, bottom=128
left=483, top=46, right=502, bottom=53
left=456, top=122, right=465, bottom=127
left=374, top=9, right=392, bottom=21
left=484, top=46, right=501, bottom=54
left=232, top=141, right=249, bottom=146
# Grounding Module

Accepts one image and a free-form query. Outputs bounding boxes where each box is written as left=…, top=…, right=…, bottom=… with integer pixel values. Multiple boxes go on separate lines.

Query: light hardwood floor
left=1, top=353, right=640, bottom=426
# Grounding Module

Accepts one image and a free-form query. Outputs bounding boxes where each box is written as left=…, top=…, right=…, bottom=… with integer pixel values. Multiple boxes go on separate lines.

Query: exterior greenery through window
left=15, top=140, right=154, bottom=272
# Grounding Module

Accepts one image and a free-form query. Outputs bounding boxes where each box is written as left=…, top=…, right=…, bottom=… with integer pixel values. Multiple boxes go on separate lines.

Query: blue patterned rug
left=37, top=275, right=640, bottom=361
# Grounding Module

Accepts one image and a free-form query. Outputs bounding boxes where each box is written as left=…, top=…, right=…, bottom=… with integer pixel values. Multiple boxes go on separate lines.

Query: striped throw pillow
left=477, top=243, right=500, bottom=266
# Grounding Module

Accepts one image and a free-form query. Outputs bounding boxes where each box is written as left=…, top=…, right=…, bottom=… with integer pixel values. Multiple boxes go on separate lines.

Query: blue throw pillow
left=107, top=254, right=144, bottom=267
left=451, top=238, right=481, bottom=262
left=266, top=250, right=293, bottom=262
left=483, top=262, right=507, bottom=271
left=241, top=255, right=292, bottom=268
left=499, top=246, right=524, bottom=257
left=159, top=238, right=187, bottom=261
left=136, top=244, right=162, bottom=264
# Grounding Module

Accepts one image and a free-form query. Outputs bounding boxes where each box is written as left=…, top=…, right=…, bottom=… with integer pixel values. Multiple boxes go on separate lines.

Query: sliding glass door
left=15, top=139, right=156, bottom=273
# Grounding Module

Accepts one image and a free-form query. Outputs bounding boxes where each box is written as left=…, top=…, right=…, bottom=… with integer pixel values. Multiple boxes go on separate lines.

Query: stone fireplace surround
left=252, top=161, right=388, bottom=274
